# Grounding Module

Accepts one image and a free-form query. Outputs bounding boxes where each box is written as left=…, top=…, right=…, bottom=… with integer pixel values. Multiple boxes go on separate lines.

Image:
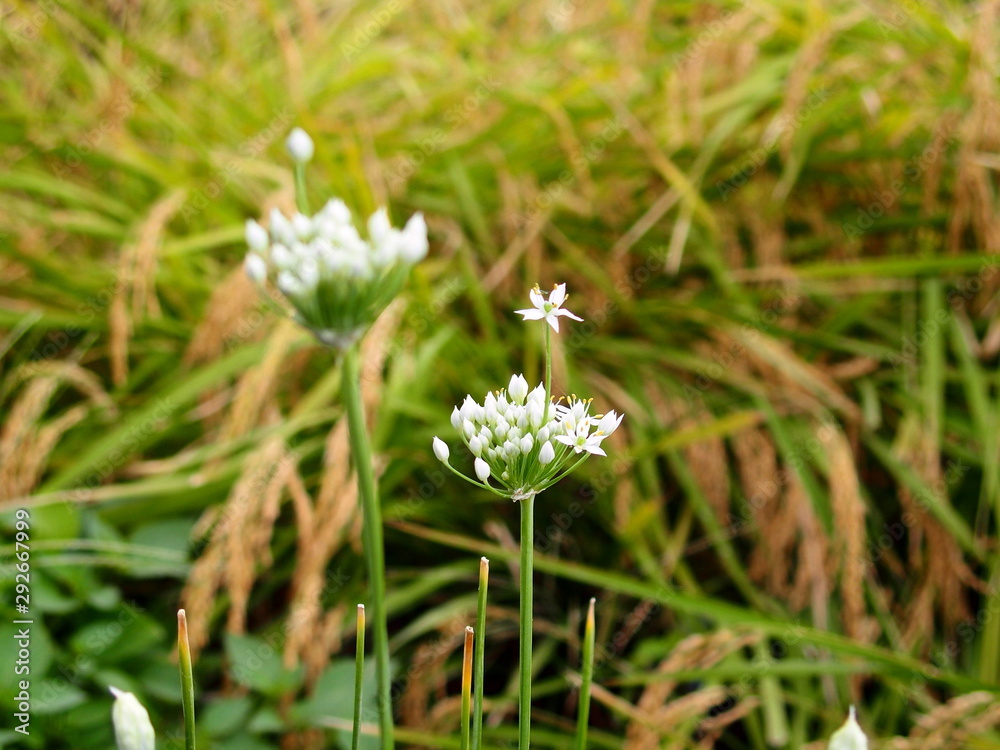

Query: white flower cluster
left=244, top=201, right=428, bottom=348
left=433, top=374, right=623, bottom=500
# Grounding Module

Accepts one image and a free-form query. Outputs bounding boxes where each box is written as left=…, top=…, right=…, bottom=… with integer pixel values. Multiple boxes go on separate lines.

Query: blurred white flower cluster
left=434, top=373, right=622, bottom=500
left=244, top=199, right=428, bottom=349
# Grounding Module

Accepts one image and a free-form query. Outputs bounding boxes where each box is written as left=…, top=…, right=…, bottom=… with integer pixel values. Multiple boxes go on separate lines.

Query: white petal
left=546, top=315, right=561, bottom=333
left=553, top=308, right=584, bottom=322
left=515, top=308, right=546, bottom=321
left=582, top=443, right=607, bottom=456
left=549, top=283, right=567, bottom=307
left=529, top=287, right=545, bottom=308
left=554, top=435, right=575, bottom=447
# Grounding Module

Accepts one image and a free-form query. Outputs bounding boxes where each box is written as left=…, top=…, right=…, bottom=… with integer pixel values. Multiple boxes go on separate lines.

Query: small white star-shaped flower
left=515, top=283, right=583, bottom=332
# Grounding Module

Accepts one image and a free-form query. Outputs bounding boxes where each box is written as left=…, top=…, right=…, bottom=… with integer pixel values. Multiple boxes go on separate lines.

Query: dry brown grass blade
left=0, top=363, right=115, bottom=500
left=181, top=434, right=292, bottom=655
left=624, top=630, right=760, bottom=749
left=109, top=189, right=187, bottom=385
left=826, top=426, right=874, bottom=649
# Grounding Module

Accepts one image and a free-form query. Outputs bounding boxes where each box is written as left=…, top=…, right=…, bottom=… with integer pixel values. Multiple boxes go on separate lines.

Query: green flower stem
left=543, top=324, right=552, bottom=421
left=294, top=162, right=310, bottom=214
left=461, top=626, right=474, bottom=750
left=342, top=345, right=393, bottom=750
left=177, top=610, right=197, bottom=750
left=472, top=557, right=489, bottom=750
left=518, top=495, right=535, bottom=750
left=353, top=604, right=366, bottom=750
left=575, top=598, right=596, bottom=750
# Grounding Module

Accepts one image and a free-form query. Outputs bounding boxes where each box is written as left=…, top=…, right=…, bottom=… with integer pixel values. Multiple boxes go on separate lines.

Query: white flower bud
left=245, top=219, right=269, bottom=252
left=292, top=212, right=314, bottom=240
left=432, top=437, right=450, bottom=463
left=451, top=407, right=462, bottom=430
left=320, top=198, right=351, bottom=224
left=829, top=707, right=867, bottom=750
left=269, top=208, right=295, bottom=245
left=520, top=434, right=534, bottom=453
left=539, top=441, right=555, bottom=465
left=286, top=127, right=314, bottom=163
left=270, top=243, right=293, bottom=269
left=463, top=419, right=476, bottom=440
left=474, top=457, right=491, bottom=482
left=527, top=400, right=544, bottom=430
left=508, top=374, right=529, bottom=404
left=398, top=212, right=428, bottom=263
left=469, top=435, right=483, bottom=457
left=109, top=687, right=155, bottom=750
left=244, top=253, right=267, bottom=283
left=368, top=208, right=392, bottom=244
left=537, top=426, right=550, bottom=443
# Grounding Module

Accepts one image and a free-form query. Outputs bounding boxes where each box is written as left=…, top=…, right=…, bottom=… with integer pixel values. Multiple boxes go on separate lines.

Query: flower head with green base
left=243, top=129, right=428, bottom=350
left=434, top=283, right=622, bottom=499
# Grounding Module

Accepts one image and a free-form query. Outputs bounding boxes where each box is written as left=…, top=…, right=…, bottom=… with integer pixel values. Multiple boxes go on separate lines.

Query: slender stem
left=472, top=557, right=489, bottom=750
left=342, top=345, right=393, bottom=750
left=543, top=323, right=552, bottom=422
left=518, top=495, right=535, bottom=750
left=575, top=598, right=596, bottom=750
left=353, top=604, right=366, bottom=750
left=177, top=610, right=197, bottom=750
left=294, top=162, right=310, bottom=214
left=461, top=626, right=474, bottom=750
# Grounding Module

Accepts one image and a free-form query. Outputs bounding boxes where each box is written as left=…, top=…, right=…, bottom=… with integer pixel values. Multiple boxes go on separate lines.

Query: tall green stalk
left=575, top=598, right=596, bottom=750
left=342, top=345, right=393, bottom=750
left=472, top=557, right=489, bottom=750
left=461, top=626, right=474, bottom=750
left=518, top=495, right=535, bottom=750
left=353, top=604, right=366, bottom=750
left=177, top=610, right=197, bottom=750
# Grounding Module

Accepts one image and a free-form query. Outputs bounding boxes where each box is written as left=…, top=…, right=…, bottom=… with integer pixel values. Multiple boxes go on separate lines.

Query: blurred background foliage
left=1, top=0, right=1000, bottom=747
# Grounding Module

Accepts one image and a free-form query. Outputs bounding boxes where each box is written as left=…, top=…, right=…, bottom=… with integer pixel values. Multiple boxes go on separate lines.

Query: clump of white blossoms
left=243, top=128, right=428, bottom=349
left=433, top=284, right=622, bottom=500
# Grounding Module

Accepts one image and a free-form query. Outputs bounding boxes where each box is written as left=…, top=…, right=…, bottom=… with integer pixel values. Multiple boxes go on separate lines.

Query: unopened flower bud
left=432, top=437, right=450, bottom=463
left=286, top=127, right=314, bottom=163
left=474, top=457, right=491, bottom=482
left=109, top=687, right=155, bottom=750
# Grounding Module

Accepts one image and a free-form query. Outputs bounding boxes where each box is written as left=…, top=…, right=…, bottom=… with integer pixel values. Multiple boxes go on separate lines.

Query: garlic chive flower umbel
left=243, top=130, right=428, bottom=350
left=434, top=284, right=622, bottom=500
left=435, top=374, right=622, bottom=500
